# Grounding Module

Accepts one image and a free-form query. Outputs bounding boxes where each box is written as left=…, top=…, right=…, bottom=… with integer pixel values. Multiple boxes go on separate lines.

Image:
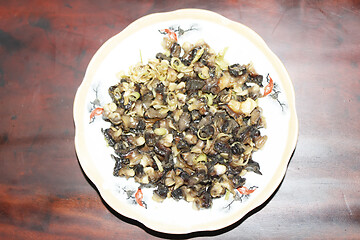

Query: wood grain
left=0, top=0, right=359, bottom=239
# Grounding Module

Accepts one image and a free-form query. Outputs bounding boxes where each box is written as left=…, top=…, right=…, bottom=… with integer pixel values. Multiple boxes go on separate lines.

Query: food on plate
left=101, top=37, right=268, bottom=209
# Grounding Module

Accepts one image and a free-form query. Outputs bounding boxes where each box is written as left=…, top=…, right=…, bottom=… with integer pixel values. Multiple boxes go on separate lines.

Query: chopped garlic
left=153, top=155, right=163, bottom=172
left=154, top=128, right=168, bottom=136
left=228, top=98, right=257, bottom=116
left=214, top=163, right=227, bottom=176
left=241, top=98, right=257, bottom=116
left=136, top=136, right=145, bottom=146
left=227, top=99, right=242, bottom=114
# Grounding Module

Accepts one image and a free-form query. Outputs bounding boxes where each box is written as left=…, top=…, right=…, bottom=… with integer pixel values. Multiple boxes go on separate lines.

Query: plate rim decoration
left=73, top=8, right=298, bottom=234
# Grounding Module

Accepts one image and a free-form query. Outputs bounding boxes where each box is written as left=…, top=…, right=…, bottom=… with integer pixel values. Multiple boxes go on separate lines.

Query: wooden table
left=1, top=0, right=359, bottom=239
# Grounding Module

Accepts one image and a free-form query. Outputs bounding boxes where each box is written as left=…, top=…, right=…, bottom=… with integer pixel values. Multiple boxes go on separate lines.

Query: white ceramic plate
left=73, top=9, right=298, bottom=234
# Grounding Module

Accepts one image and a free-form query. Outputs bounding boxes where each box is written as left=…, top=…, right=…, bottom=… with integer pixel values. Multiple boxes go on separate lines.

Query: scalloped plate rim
left=73, top=8, right=298, bottom=234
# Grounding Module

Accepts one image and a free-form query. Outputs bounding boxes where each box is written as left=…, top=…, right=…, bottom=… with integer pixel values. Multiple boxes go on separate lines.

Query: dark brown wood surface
left=0, top=0, right=359, bottom=239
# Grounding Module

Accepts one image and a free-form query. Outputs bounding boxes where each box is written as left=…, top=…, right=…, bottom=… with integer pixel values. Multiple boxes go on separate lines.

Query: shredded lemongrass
left=139, top=49, right=143, bottom=64
left=215, top=133, right=231, bottom=141
left=195, top=153, right=207, bottom=163
left=197, top=126, right=212, bottom=141
left=204, top=93, right=214, bottom=106
left=225, top=189, right=230, bottom=200
left=238, top=155, right=250, bottom=166
left=170, top=57, right=193, bottom=73
left=191, top=47, right=205, bottom=64
left=198, top=66, right=210, bottom=79
left=153, top=155, right=163, bottom=172
left=215, top=47, right=229, bottom=70
left=129, top=92, right=140, bottom=101
left=170, top=57, right=183, bottom=71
